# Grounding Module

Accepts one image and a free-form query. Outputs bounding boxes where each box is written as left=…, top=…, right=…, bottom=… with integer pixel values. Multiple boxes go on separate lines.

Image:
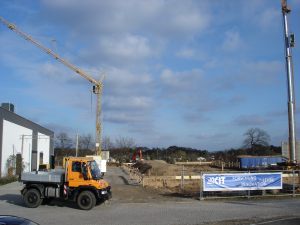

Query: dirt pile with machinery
left=124, top=160, right=219, bottom=195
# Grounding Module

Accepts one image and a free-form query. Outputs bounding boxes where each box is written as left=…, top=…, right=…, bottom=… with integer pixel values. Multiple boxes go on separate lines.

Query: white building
left=0, top=103, right=54, bottom=177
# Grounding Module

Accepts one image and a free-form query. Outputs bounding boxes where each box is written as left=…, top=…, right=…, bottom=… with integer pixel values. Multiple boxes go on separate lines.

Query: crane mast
left=0, top=16, right=103, bottom=156
left=281, top=0, right=297, bottom=162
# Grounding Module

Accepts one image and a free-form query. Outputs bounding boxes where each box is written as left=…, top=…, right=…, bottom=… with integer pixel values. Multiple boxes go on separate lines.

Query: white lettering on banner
left=233, top=176, right=256, bottom=181
left=207, top=176, right=225, bottom=185
left=262, top=178, right=274, bottom=183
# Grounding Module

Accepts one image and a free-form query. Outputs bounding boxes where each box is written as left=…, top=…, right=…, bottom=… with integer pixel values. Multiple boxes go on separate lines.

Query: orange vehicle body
left=65, top=157, right=109, bottom=190
left=132, top=149, right=143, bottom=162
left=21, top=157, right=111, bottom=210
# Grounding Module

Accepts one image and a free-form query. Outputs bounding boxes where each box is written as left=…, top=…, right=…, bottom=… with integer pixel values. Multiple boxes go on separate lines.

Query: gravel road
left=0, top=167, right=300, bottom=225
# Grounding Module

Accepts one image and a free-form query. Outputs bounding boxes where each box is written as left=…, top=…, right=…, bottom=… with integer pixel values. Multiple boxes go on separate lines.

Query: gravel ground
left=0, top=167, right=300, bottom=225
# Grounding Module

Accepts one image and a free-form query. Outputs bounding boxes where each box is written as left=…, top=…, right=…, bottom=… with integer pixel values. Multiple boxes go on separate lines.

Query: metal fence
left=199, top=170, right=300, bottom=200
left=123, top=163, right=300, bottom=200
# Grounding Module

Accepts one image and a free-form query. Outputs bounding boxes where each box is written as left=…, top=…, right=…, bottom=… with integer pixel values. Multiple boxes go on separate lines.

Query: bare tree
left=56, top=132, right=73, bottom=149
left=115, top=136, right=135, bottom=149
left=243, top=128, right=270, bottom=149
left=102, top=136, right=114, bottom=151
left=79, top=134, right=94, bottom=150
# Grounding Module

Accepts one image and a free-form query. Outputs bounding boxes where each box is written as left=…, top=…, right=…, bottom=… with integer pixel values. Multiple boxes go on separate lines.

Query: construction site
left=1, top=0, right=300, bottom=225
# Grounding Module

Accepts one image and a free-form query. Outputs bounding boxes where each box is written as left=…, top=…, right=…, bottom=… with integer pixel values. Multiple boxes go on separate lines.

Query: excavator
left=131, top=149, right=143, bottom=162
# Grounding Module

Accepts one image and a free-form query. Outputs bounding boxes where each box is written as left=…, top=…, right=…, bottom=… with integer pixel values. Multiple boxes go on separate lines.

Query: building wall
left=1, top=120, right=33, bottom=175
left=37, top=132, right=50, bottom=167
left=0, top=107, right=54, bottom=177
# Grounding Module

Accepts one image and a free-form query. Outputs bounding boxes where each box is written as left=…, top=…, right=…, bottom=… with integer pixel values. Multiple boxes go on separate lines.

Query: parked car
left=0, top=215, right=39, bottom=225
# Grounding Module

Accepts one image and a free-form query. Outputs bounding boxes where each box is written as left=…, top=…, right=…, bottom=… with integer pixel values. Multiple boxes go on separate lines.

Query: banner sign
left=203, top=173, right=282, bottom=191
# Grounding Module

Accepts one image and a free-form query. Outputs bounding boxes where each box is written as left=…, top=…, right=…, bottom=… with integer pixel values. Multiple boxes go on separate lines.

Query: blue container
left=238, top=156, right=285, bottom=169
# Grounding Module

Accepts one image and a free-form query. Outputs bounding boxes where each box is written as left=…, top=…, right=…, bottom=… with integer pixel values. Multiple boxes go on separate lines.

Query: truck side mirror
left=81, top=162, right=88, bottom=180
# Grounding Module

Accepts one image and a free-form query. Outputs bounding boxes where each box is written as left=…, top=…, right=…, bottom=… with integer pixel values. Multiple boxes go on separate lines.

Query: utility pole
left=76, top=134, right=79, bottom=157
left=281, top=0, right=297, bottom=162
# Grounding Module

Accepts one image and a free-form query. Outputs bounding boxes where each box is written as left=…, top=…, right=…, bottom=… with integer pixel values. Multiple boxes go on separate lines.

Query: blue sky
left=0, top=0, right=300, bottom=150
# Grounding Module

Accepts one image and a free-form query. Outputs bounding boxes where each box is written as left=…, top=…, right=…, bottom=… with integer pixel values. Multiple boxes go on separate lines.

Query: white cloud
left=176, top=48, right=196, bottom=59
left=104, top=112, right=146, bottom=124
left=240, top=61, right=282, bottom=85
left=102, top=34, right=152, bottom=59
left=96, top=67, right=157, bottom=129
left=166, top=6, right=209, bottom=36
left=160, top=69, right=202, bottom=91
left=159, top=68, right=226, bottom=117
left=104, top=96, right=153, bottom=111
left=239, top=1, right=281, bottom=31
left=38, top=0, right=212, bottom=68
left=79, top=34, right=157, bottom=66
left=176, top=48, right=206, bottom=60
left=104, top=67, right=154, bottom=96
left=203, top=59, right=283, bottom=89
left=42, top=0, right=210, bottom=37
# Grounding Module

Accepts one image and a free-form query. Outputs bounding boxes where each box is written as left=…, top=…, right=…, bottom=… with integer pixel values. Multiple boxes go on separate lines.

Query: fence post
left=247, top=190, right=250, bottom=199
left=181, top=165, right=185, bottom=191
left=199, top=172, right=204, bottom=201
left=292, top=170, right=296, bottom=197
left=247, top=171, right=251, bottom=199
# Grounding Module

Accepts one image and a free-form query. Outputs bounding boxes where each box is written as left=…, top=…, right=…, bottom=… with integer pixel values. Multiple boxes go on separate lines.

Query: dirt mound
left=143, top=160, right=181, bottom=176
left=132, top=161, right=152, bottom=174
left=144, top=160, right=218, bottom=176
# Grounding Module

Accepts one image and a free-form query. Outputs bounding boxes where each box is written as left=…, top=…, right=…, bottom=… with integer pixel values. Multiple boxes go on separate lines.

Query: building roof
left=0, top=106, right=53, bottom=136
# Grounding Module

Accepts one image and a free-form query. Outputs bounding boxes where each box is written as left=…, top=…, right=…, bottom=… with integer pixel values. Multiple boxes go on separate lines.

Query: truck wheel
left=23, top=189, right=42, bottom=208
left=77, top=191, right=96, bottom=210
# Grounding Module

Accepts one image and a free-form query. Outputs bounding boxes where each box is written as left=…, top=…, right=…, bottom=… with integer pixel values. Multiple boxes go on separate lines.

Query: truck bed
left=21, top=169, right=65, bottom=184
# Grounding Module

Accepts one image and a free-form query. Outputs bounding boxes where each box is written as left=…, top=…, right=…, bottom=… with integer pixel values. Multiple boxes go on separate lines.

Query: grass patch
left=0, top=176, right=18, bottom=186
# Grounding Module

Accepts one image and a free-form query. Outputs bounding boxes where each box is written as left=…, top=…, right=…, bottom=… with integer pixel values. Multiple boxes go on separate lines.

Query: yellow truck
left=21, top=157, right=111, bottom=210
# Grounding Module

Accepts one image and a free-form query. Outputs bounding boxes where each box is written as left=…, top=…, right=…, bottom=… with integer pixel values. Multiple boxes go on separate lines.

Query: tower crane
left=0, top=16, right=103, bottom=156
left=281, top=0, right=297, bottom=162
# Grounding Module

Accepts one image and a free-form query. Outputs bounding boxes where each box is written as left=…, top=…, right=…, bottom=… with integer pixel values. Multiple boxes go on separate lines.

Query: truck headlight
left=101, top=190, right=107, bottom=195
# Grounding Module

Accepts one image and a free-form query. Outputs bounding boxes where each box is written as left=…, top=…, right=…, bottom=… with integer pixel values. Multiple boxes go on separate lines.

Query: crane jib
left=0, top=16, right=103, bottom=155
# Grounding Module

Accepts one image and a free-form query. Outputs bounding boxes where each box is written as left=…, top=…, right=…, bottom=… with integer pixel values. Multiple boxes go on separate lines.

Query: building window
left=39, top=152, right=43, bottom=164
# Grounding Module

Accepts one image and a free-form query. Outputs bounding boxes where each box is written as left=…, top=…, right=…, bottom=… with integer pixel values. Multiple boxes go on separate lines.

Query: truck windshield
left=88, top=160, right=102, bottom=180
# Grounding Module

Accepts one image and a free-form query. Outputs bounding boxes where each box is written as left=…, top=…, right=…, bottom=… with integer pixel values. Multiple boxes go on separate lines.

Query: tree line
left=54, top=127, right=282, bottom=164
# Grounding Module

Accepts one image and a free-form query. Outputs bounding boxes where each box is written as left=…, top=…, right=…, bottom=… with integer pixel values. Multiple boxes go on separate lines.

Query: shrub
left=0, top=176, right=18, bottom=186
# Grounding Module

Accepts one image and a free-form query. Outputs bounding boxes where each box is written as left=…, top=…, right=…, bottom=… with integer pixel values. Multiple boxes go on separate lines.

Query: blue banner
left=203, top=173, right=282, bottom=191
